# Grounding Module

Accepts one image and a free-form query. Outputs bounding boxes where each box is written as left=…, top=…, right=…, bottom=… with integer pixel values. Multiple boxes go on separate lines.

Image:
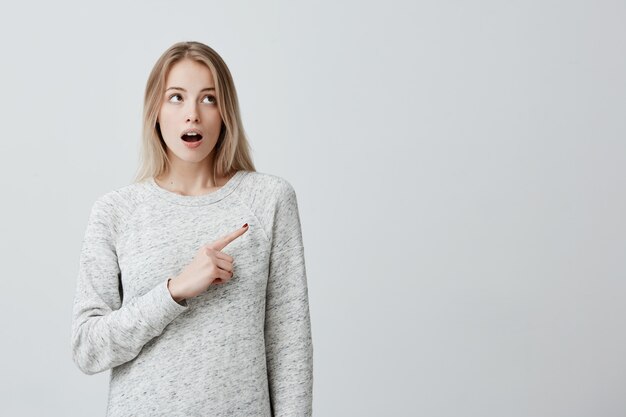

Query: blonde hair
left=132, top=41, right=256, bottom=184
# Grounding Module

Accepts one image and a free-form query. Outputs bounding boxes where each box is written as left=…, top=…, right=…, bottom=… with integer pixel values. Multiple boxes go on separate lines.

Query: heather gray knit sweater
left=70, top=170, right=313, bottom=417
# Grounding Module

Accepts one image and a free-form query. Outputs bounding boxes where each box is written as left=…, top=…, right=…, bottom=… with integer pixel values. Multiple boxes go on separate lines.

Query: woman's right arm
left=70, top=194, right=188, bottom=375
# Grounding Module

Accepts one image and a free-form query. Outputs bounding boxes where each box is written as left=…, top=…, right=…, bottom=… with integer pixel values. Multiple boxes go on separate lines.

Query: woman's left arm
left=264, top=180, right=314, bottom=417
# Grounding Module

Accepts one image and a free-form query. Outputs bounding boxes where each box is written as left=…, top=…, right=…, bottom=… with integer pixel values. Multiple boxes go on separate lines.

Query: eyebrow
left=165, top=86, right=215, bottom=93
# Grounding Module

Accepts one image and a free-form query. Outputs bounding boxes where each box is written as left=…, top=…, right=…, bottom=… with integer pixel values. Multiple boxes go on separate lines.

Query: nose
left=185, top=103, right=200, bottom=123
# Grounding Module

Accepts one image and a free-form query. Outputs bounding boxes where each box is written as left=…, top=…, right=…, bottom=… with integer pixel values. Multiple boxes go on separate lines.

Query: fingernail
left=242, top=223, right=248, bottom=228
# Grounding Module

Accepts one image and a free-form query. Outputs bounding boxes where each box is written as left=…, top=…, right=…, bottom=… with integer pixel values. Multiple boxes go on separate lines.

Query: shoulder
left=94, top=180, right=148, bottom=208
left=87, top=181, right=150, bottom=231
left=234, top=171, right=301, bottom=244
left=238, top=170, right=298, bottom=201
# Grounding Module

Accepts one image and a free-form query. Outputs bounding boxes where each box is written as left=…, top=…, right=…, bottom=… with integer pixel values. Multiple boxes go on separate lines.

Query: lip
left=181, top=128, right=203, bottom=137
left=181, top=137, right=203, bottom=149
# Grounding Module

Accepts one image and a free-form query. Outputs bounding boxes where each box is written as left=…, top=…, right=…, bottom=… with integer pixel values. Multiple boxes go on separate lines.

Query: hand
left=168, top=223, right=249, bottom=302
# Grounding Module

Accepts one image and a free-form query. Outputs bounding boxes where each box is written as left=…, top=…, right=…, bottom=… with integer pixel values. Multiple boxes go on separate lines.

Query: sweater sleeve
left=264, top=180, right=314, bottom=417
left=70, top=194, right=189, bottom=375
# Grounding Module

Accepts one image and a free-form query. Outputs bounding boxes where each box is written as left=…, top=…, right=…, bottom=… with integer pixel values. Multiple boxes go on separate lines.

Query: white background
left=0, top=1, right=625, bottom=416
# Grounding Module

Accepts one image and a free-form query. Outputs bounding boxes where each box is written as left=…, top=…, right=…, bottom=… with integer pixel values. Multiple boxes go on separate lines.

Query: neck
left=157, top=155, right=227, bottom=195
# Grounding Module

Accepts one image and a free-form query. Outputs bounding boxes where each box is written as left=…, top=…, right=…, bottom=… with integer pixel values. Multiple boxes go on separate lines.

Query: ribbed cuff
left=166, top=278, right=188, bottom=307
left=136, top=279, right=189, bottom=334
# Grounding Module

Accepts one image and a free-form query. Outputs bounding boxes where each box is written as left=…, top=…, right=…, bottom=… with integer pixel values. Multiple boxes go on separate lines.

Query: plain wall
left=0, top=0, right=624, bottom=416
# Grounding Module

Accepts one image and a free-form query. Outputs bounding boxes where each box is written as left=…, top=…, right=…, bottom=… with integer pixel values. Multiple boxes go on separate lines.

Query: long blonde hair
left=133, top=41, right=256, bottom=184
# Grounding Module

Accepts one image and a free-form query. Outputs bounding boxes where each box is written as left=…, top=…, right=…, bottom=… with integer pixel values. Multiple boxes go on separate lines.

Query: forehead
left=165, top=59, right=214, bottom=87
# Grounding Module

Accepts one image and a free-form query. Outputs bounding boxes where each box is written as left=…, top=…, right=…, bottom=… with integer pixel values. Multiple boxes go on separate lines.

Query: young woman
left=71, top=41, right=313, bottom=416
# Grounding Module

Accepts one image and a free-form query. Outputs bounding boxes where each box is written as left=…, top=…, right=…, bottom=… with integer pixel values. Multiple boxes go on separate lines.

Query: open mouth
left=181, top=133, right=203, bottom=142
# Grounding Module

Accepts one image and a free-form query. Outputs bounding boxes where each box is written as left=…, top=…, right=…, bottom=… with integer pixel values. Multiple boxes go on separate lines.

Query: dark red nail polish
left=242, top=223, right=248, bottom=228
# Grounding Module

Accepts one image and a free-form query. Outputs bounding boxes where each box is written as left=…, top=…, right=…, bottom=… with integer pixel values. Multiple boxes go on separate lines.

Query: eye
left=167, top=93, right=215, bottom=104
left=168, top=93, right=182, bottom=103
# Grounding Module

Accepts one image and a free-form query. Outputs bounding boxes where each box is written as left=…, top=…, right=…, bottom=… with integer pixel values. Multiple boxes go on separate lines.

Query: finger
left=214, top=251, right=234, bottom=263
left=214, top=258, right=233, bottom=273
left=213, top=272, right=233, bottom=285
left=216, top=267, right=233, bottom=281
left=209, top=223, right=249, bottom=251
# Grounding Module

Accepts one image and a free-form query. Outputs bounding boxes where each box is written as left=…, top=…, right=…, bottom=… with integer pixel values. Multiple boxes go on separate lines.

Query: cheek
left=158, top=104, right=173, bottom=121
left=158, top=108, right=179, bottom=132
left=157, top=113, right=177, bottom=140
left=206, top=108, right=223, bottom=124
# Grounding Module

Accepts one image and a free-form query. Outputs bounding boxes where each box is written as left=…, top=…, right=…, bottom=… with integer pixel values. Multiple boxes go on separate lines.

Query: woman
left=70, top=41, right=313, bottom=417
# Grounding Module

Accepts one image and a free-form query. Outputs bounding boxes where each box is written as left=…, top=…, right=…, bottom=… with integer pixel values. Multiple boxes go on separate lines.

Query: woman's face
left=157, top=59, right=223, bottom=165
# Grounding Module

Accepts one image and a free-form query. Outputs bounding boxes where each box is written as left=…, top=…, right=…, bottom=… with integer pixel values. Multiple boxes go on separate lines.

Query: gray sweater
left=70, top=170, right=313, bottom=416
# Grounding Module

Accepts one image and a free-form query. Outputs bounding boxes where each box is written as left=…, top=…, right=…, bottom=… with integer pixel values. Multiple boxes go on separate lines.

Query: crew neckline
left=146, top=170, right=247, bottom=206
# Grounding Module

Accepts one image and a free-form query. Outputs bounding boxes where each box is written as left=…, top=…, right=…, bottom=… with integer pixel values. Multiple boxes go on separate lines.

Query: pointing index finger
left=212, top=223, right=249, bottom=251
